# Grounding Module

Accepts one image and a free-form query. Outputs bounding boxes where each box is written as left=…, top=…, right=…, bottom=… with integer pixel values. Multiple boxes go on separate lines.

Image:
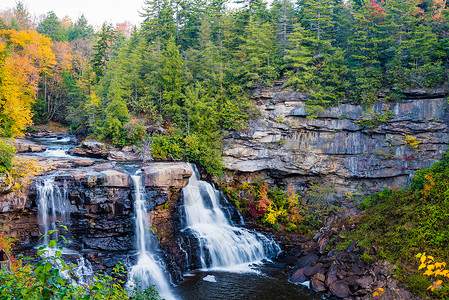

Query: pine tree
left=90, top=23, right=114, bottom=84
left=36, top=11, right=67, bottom=42
left=299, top=0, right=335, bottom=56
left=68, top=15, right=94, bottom=41
left=141, top=0, right=176, bottom=49
left=285, top=23, right=313, bottom=91
left=238, top=17, right=279, bottom=87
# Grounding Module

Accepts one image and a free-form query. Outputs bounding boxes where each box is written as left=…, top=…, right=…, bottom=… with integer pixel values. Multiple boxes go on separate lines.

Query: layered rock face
left=223, top=85, right=449, bottom=197
left=0, top=162, right=194, bottom=280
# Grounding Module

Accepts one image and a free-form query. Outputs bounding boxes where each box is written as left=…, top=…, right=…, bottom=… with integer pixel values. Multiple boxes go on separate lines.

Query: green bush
left=151, top=127, right=223, bottom=175
left=0, top=139, right=15, bottom=174
left=0, top=235, right=161, bottom=300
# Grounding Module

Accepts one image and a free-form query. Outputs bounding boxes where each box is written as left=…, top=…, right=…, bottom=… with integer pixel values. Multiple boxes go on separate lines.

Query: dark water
left=173, top=266, right=323, bottom=300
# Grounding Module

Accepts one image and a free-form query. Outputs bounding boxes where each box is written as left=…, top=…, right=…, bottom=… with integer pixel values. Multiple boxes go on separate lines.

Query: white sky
left=1, top=0, right=146, bottom=28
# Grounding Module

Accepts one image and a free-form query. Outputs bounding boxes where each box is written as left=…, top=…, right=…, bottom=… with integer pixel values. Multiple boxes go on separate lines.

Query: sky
left=1, top=0, right=146, bottom=28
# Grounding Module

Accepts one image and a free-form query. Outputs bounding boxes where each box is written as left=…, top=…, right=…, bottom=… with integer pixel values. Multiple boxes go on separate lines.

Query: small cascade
left=182, top=165, right=280, bottom=270
left=128, top=172, right=176, bottom=300
left=36, top=176, right=93, bottom=285
left=75, top=257, right=94, bottom=286
left=40, top=148, right=73, bottom=158
left=36, top=176, right=70, bottom=246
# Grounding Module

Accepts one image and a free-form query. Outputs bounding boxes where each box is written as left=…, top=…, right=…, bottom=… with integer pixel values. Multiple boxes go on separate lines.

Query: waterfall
left=36, top=176, right=70, bottom=246
left=128, top=172, right=176, bottom=300
left=182, top=165, right=280, bottom=270
left=36, top=176, right=94, bottom=285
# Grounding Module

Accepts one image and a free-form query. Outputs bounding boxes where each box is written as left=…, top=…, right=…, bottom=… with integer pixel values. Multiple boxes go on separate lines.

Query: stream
left=25, top=135, right=323, bottom=300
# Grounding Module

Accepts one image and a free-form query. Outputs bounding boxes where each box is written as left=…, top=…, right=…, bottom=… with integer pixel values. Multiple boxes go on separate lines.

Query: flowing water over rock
left=36, top=176, right=70, bottom=245
left=127, top=172, right=176, bottom=300
left=182, top=165, right=280, bottom=270
left=36, top=175, right=93, bottom=284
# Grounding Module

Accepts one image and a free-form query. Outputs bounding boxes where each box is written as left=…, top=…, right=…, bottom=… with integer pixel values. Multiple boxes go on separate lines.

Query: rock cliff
left=223, top=85, right=449, bottom=198
left=0, top=162, right=194, bottom=281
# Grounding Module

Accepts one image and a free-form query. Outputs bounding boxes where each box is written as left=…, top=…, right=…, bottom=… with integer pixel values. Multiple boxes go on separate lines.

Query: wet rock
left=303, top=265, right=319, bottom=276
left=13, top=139, right=46, bottom=153
left=73, top=158, right=95, bottom=167
left=291, top=268, right=307, bottom=283
left=356, top=276, right=373, bottom=289
left=297, top=253, right=319, bottom=268
left=329, top=281, right=351, bottom=298
left=311, top=273, right=327, bottom=292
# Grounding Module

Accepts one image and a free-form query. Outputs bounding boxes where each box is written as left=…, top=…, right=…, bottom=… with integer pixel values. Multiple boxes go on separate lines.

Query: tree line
left=1, top=0, right=448, bottom=174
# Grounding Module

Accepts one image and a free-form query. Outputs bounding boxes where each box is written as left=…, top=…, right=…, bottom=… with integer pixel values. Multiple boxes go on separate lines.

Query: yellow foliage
left=10, top=157, right=42, bottom=193
left=264, top=203, right=285, bottom=225
left=416, top=253, right=449, bottom=293
left=403, top=134, right=421, bottom=150
left=0, top=29, right=56, bottom=137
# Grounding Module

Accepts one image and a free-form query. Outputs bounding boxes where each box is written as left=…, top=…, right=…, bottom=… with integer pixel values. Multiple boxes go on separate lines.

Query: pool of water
left=173, top=265, right=324, bottom=300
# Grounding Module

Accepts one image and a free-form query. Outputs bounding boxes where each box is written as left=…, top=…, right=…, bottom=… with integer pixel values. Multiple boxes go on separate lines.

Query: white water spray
left=36, top=176, right=70, bottom=245
left=128, top=172, right=176, bottom=300
left=182, top=165, right=280, bottom=270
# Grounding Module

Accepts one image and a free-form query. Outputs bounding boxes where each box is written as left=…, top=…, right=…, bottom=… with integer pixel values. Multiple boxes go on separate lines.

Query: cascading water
left=182, top=165, right=280, bottom=270
left=36, top=176, right=94, bottom=285
left=127, top=172, right=176, bottom=300
left=36, top=176, right=71, bottom=245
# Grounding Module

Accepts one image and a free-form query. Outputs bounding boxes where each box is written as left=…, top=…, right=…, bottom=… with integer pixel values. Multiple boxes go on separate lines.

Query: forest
left=1, top=0, right=448, bottom=175
left=2, top=0, right=449, bottom=298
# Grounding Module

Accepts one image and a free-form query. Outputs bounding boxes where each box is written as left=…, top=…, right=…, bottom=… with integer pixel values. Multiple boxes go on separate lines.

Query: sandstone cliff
left=223, top=85, right=449, bottom=198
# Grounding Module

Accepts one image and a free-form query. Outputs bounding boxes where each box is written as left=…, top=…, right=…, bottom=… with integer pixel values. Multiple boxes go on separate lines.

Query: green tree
left=285, top=23, right=314, bottom=91
left=36, top=11, right=67, bottom=41
left=91, top=22, right=114, bottom=84
left=68, top=15, right=94, bottom=41
left=141, top=0, right=176, bottom=49
left=238, top=17, right=279, bottom=87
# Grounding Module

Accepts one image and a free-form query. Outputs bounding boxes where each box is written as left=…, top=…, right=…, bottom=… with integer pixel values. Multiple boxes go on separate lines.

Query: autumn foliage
left=0, top=29, right=55, bottom=137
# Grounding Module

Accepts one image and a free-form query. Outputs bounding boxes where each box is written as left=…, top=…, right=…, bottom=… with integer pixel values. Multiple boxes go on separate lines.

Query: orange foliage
left=256, top=181, right=272, bottom=214
left=422, top=173, right=435, bottom=200
left=432, top=0, right=447, bottom=21
left=0, top=29, right=55, bottom=137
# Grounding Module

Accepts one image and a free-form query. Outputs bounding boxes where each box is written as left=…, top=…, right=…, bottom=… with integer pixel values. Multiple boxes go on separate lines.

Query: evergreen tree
left=91, top=23, right=114, bottom=84
left=36, top=11, right=67, bottom=41
left=68, top=15, right=94, bottom=41
left=141, top=0, right=176, bottom=49
left=299, top=0, right=336, bottom=56
left=157, top=36, right=185, bottom=123
left=238, top=17, right=279, bottom=87
left=285, top=23, right=314, bottom=91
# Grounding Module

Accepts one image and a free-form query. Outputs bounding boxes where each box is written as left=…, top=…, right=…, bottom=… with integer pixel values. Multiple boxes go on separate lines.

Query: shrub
left=0, top=234, right=161, bottom=300
left=0, top=139, right=15, bottom=174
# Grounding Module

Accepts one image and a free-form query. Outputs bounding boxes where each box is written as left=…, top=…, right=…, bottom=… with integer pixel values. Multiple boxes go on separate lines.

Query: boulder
left=71, top=140, right=111, bottom=158
left=356, top=276, right=373, bottom=289
left=107, top=151, right=138, bottom=161
left=329, top=281, right=351, bottom=298
left=142, top=163, right=193, bottom=191
left=100, top=170, right=131, bottom=187
left=326, top=262, right=338, bottom=287
left=291, top=268, right=307, bottom=283
left=72, top=158, right=95, bottom=167
left=13, top=139, right=45, bottom=153
left=310, top=273, right=327, bottom=292
left=91, top=162, right=117, bottom=170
